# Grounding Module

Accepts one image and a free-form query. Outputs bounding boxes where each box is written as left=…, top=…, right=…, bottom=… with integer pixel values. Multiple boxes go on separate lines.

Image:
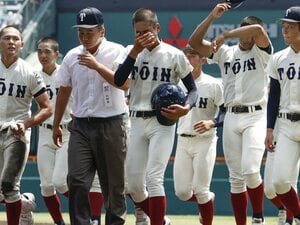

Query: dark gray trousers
left=67, top=116, right=127, bottom=225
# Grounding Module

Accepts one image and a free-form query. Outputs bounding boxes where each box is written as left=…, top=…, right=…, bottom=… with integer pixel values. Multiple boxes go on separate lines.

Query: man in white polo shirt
left=52, top=7, right=129, bottom=225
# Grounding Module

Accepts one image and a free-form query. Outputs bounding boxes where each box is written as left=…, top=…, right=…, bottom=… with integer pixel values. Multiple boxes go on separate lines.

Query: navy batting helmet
left=151, top=83, right=186, bottom=126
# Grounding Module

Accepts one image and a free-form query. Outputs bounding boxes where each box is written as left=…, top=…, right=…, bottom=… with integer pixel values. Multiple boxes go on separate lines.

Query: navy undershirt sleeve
left=33, top=87, right=46, bottom=98
left=213, top=104, right=226, bottom=127
left=114, top=55, right=136, bottom=87
left=267, top=77, right=280, bottom=129
left=181, top=72, right=198, bottom=108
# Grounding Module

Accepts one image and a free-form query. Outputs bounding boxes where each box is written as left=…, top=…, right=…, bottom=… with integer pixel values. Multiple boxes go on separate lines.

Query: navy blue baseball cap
left=279, top=6, right=300, bottom=23
left=225, top=0, right=245, bottom=9
left=73, top=7, right=104, bottom=28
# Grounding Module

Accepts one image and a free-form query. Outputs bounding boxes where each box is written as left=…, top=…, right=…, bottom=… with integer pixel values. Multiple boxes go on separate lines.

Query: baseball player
left=114, top=8, right=198, bottom=225
left=52, top=7, right=129, bottom=225
left=264, top=6, right=300, bottom=225
left=0, top=25, right=52, bottom=225
left=189, top=3, right=272, bottom=225
left=264, top=144, right=299, bottom=225
left=173, top=46, right=224, bottom=225
left=36, top=37, right=104, bottom=225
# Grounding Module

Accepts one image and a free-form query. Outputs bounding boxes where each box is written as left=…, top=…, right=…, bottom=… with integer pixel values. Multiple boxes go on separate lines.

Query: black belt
left=278, top=112, right=300, bottom=122
left=40, top=123, right=68, bottom=130
left=129, top=110, right=156, bottom=118
left=74, top=114, right=124, bottom=122
left=180, top=134, right=196, bottom=138
left=226, top=105, right=262, bottom=113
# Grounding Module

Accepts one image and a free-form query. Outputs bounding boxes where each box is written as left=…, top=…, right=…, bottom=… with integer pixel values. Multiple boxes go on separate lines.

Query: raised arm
left=214, top=24, right=271, bottom=50
left=189, top=3, right=231, bottom=57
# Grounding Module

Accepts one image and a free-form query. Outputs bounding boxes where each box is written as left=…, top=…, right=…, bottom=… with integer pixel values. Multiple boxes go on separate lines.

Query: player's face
left=134, top=21, right=160, bottom=47
left=77, top=26, right=105, bottom=54
left=281, top=22, right=300, bottom=45
left=239, top=36, right=255, bottom=51
left=37, top=42, right=58, bottom=68
left=184, top=51, right=202, bottom=68
left=0, top=27, right=23, bottom=58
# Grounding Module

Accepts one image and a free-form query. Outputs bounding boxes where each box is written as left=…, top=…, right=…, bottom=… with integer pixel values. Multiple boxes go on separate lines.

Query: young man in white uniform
left=174, top=46, right=224, bottom=225
left=0, top=25, right=52, bottom=225
left=264, top=6, right=300, bottom=225
left=114, top=8, right=198, bottom=225
left=189, top=3, right=272, bottom=225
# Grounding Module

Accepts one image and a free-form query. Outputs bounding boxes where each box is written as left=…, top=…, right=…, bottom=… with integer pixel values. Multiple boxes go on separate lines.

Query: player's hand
left=52, top=127, right=63, bottom=148
left=160, top=104, right=190, bottom=120
left=10, top=122, right=25, bottom=136
left=212, top=34, right=225, bottom=53
left=193, top=120, right=215, bottom=134
left=264, top=129, right=276, bottom=152
left=130, top=32, right=157, bottom=57
left=77, top=51, right=99, bottom=70
left=210, top=3, right=231, bottom=19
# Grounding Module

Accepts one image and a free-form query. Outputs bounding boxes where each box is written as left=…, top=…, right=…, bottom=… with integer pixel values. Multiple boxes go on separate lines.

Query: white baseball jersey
left=57, top=38, right=126, bottom=117
left=0, top=58, right=45, bottom=124
left=266, top=46, right=300, bottom=113
left=177, top=73, right=224, bottom=137
left=209, top=44, right=271, bottom=107
left=41, top=66, right=72, bottom=125
left=122, top=41, right=193, bottom=111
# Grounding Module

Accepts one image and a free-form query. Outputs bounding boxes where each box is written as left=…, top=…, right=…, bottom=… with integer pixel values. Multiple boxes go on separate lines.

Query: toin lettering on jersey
left=132, top=62, right=171, bottom=82
left=277, top=63, right=300, bottom=80
left=224, top=58, right=256, bottom=75
left=0, top=78, right=26, bottom=98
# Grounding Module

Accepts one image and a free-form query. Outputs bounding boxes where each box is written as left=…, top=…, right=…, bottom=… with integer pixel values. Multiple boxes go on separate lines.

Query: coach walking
left=52, top=7, right=129, bottom=225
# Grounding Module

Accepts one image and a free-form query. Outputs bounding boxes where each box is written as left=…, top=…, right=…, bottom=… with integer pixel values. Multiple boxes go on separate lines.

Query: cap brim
left=278, top=18, right=300, bottom=23
left=72, top=24, right=99, bottom=28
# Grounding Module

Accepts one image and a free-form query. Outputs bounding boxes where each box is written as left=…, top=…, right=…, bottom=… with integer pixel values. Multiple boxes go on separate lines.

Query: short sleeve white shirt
left=57, top=38, right=126, bottom=117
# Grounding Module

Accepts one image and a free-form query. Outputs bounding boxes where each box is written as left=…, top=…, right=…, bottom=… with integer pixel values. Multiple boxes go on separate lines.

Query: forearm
left=114, top=55, right=135, bottom=87
left=96, top=63, right=129, bottom=91
left=24, top=107, right=52, bottom=129
left=222, top=24, right=267, bottom=43
left=181, top=73, right=198, bottom=108
left=53, top=87, right=71, bottom=128
left=267, top=78, right=280, bottom=129
left=189, top=14, right=215, bottom=56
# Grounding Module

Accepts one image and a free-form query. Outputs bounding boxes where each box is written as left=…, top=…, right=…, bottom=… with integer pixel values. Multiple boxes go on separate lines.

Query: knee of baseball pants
left=41, top=185, right=56, bottom=197
left=175, top=186, right=193, bottom=201
left=146, top=175, right=165, bottom=197
left=2, top=181, right=20, bottom=203
left=243, top=172, right=262, bottom=189
left=264, top=182, right=277, bottom=200
left=53, top=182, right=68, bottom=195
left=229, top=176, right=247, bottom=193
left=273, top=178, right=291, bottom=194
left=127, top=185, right=148, bottom=203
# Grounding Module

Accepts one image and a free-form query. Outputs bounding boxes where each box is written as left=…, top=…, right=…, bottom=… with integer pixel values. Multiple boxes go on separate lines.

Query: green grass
left=0, top=212, right=279, bottom=225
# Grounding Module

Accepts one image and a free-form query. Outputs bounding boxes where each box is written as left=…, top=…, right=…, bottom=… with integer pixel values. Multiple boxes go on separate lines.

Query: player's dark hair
left=37, top=37, right=59, bottom=52
left=0, top=25, right=22, bottom=39
left=240, top=16, right=263, bottom=27
left=132, top=8, right=158, bottom=27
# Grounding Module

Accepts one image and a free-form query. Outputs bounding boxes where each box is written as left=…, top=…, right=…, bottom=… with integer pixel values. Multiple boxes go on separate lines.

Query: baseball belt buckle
left=232, top=105, right=246, bottom=113
left=289, top=113, right=300, bottom=122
